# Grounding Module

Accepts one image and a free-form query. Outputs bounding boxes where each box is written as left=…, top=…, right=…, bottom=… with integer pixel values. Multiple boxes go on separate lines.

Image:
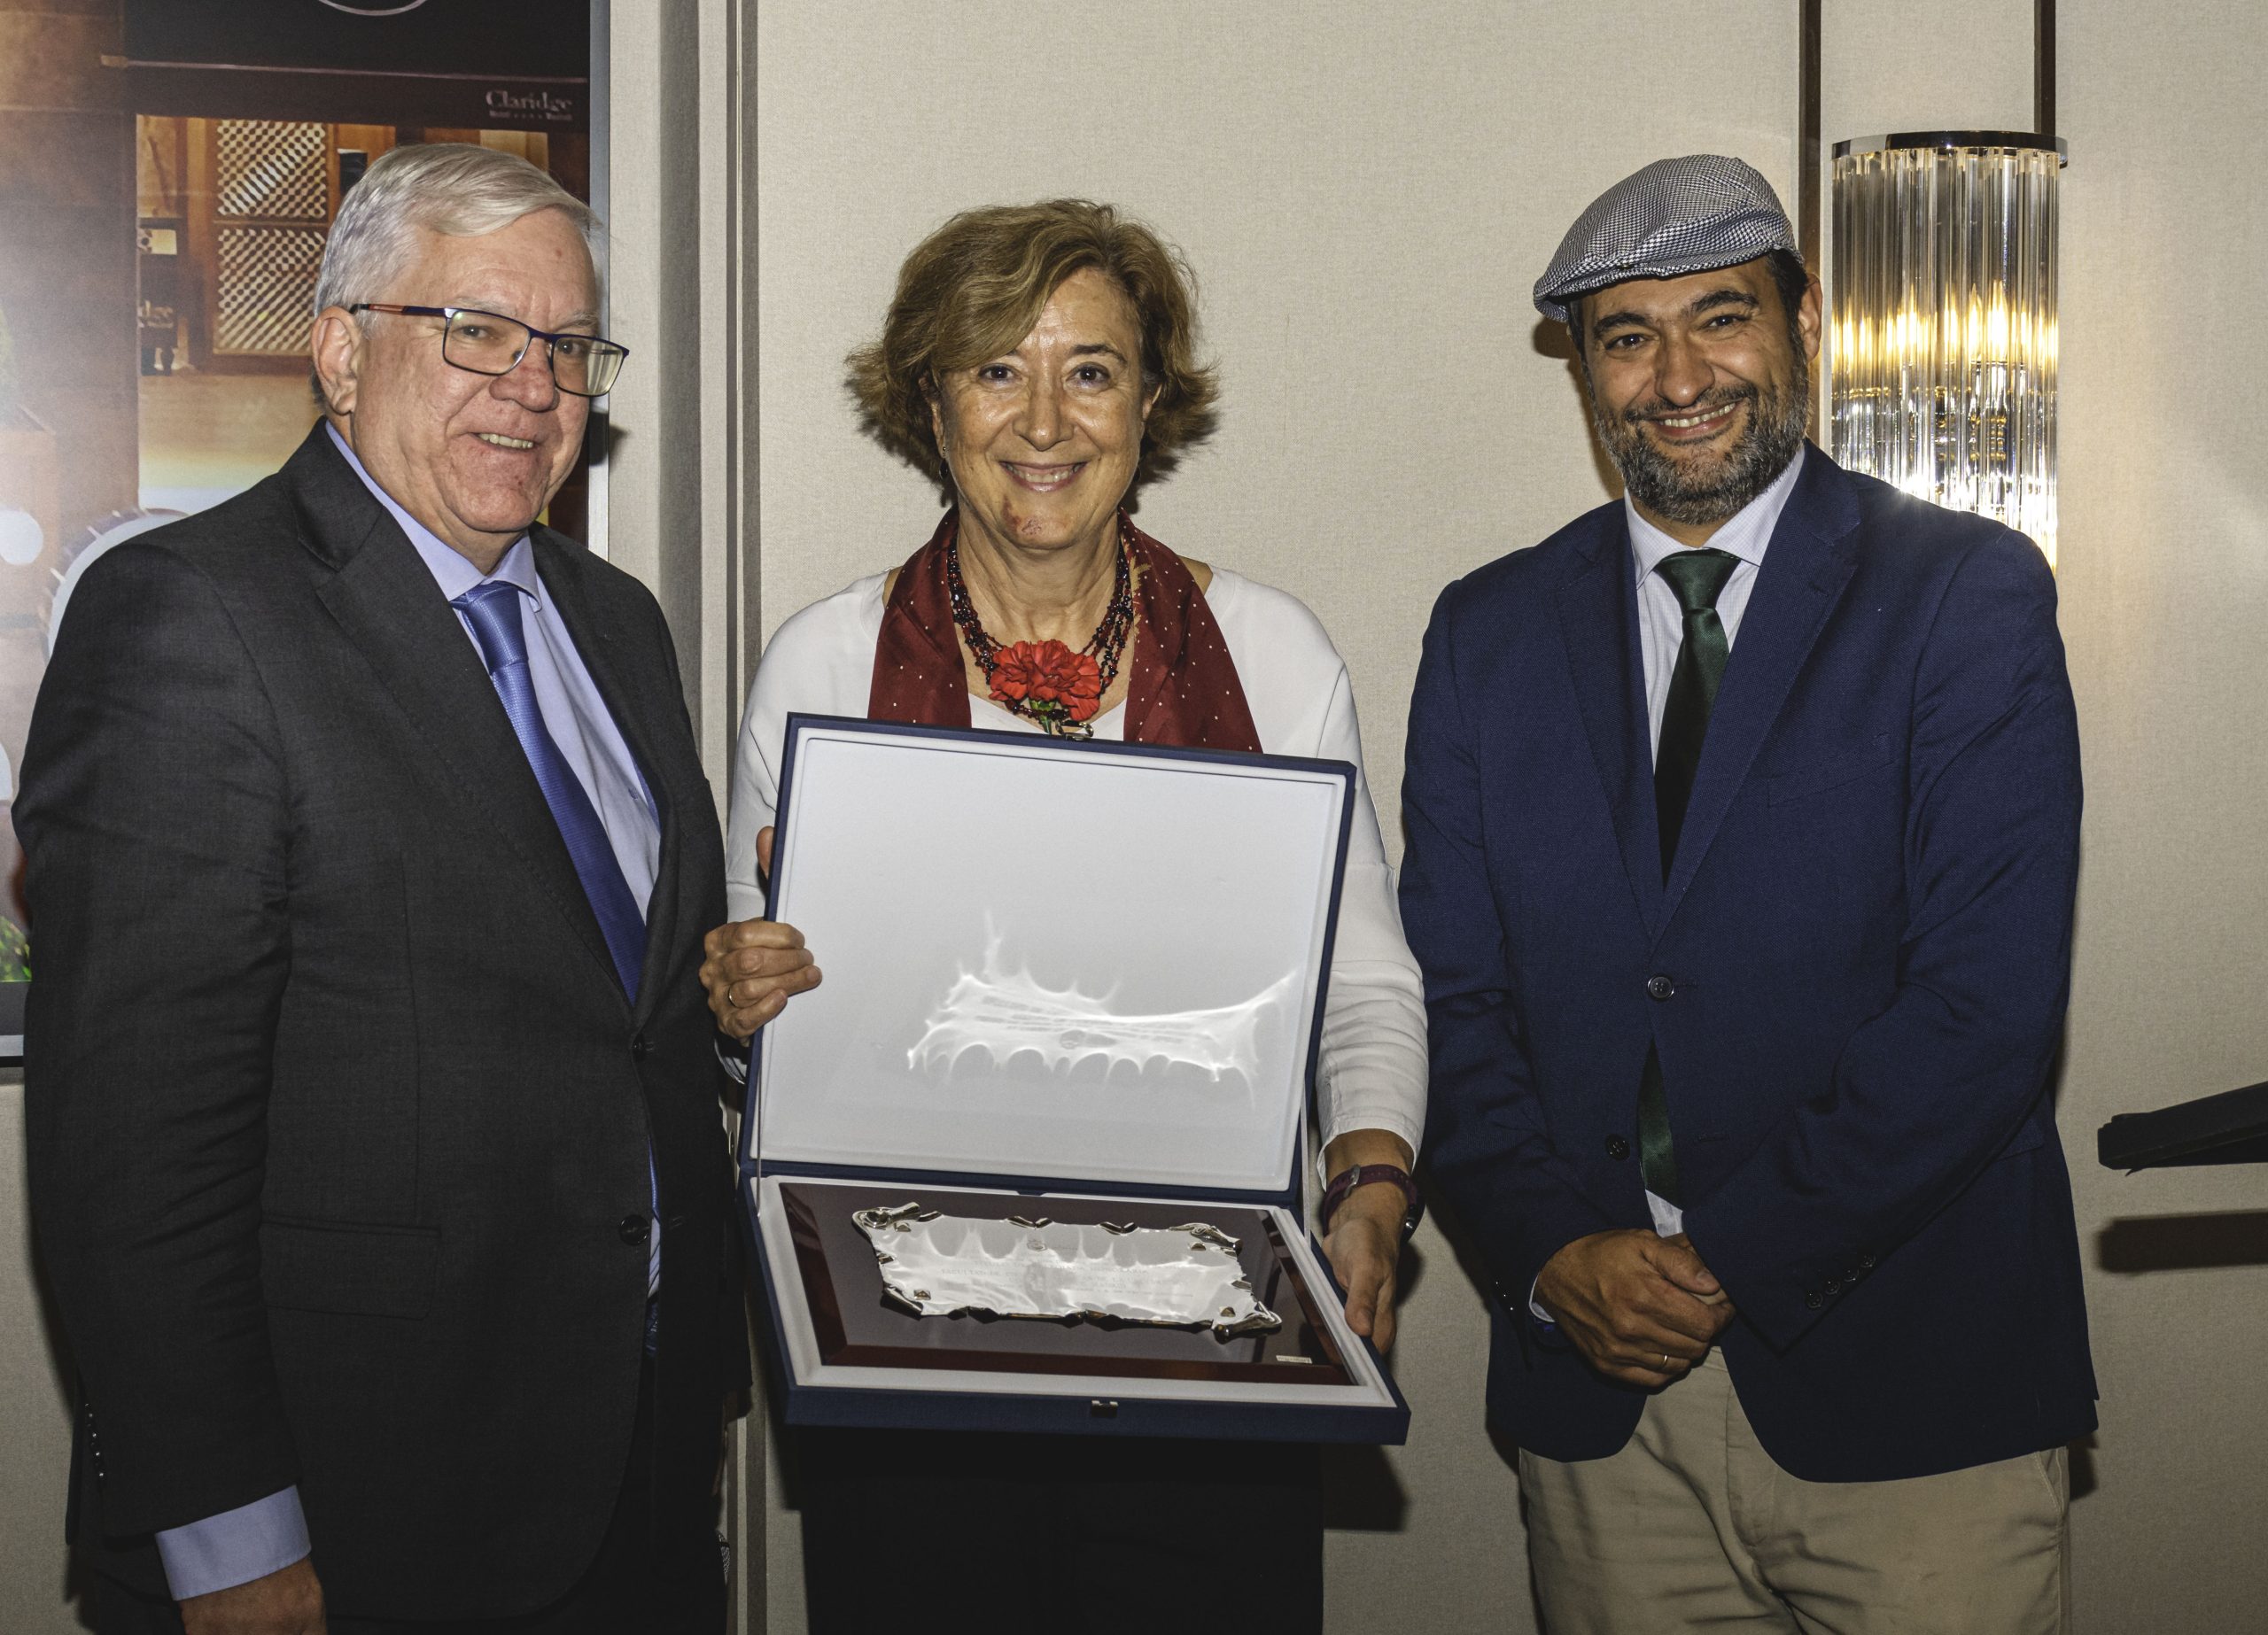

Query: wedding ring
left=727, top=982, right=742, bottom=1008
left=1661, top=1352, right=1672, bottom=1369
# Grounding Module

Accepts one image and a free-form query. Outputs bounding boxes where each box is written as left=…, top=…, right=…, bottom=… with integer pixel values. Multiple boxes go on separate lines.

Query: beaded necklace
left=945, top=520, right=1136, bottom=740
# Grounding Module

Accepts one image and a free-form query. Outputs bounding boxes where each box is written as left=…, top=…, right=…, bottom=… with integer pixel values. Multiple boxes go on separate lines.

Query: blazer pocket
left=1991, top=1120, right=2051, bottom=1163
left=260, top=1217, right=439, bottom=1320
left=1765, top=734, right=1898, bottom=805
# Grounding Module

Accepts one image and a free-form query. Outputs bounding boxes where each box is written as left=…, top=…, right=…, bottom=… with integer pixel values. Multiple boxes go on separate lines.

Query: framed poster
left=0, top=1, right=608, bottom=1051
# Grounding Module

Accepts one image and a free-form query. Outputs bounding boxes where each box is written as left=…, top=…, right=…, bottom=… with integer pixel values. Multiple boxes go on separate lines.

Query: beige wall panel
left=606, top=0, right=727, bottom=764
left=755, top=4, right=1793, bottom=1629
left=1, top=1075, right=85, bottom=1633
left=1818, top=0, right=2035, bottom=142
left=2055, top=4, right=2268, bottom=1629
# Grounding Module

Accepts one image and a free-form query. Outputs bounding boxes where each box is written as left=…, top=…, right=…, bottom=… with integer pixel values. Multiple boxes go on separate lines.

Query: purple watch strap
left=1319, top=1163, right=1422, bottom=1238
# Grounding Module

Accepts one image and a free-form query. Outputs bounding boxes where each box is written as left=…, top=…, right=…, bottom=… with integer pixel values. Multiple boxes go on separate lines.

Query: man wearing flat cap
left=1402, top=155, right=2093, bottom=1630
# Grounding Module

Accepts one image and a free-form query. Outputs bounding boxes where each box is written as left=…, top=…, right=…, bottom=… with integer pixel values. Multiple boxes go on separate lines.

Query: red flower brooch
left=944, top=526, right=1135, bottom=740
left=987, top=639, right=1104, bottom=732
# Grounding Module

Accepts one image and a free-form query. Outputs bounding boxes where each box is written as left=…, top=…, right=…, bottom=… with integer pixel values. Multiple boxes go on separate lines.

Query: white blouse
left=725, top=564, right=1428, bottom=1164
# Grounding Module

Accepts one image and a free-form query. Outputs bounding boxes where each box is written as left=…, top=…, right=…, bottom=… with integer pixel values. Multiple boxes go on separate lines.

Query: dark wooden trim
left=780, top=1180, right=1354, bottom=1386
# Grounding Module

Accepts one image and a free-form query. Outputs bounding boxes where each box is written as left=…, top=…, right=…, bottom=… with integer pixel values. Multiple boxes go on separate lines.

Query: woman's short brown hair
left=848, top=199, right=1219, bottom=497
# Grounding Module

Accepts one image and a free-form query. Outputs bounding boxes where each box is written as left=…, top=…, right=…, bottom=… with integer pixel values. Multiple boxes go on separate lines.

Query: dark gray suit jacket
left=21, top=425, right=747, bottom=1619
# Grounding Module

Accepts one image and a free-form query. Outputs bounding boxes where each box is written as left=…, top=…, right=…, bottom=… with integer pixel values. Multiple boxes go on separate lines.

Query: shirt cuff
left=155, top=1486, right=311, bottom=1600
left=1313, top=1107, right=1425, bottom=1189
left=1646, top=1189, right=1685, bottom=1237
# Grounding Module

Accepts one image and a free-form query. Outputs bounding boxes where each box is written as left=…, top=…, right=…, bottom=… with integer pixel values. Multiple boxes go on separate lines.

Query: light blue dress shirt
left=153, top=428, right=662, bottom=1600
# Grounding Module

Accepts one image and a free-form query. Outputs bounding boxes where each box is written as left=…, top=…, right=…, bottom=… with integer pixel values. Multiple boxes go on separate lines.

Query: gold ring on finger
left=1661, top=1352, right=1672, bottom=1369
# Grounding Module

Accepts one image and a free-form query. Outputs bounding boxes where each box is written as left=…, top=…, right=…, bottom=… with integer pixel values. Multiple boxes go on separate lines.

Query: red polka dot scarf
left=868, top=509, right=1262, bottom=755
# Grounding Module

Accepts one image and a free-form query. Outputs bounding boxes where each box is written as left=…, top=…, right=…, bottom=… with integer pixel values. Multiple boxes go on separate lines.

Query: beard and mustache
left=1589, top=351, right=1811, bottom=527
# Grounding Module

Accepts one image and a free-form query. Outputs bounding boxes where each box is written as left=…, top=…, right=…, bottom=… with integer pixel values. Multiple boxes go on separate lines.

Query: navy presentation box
left=738, top=714, right=1409, bottom=1444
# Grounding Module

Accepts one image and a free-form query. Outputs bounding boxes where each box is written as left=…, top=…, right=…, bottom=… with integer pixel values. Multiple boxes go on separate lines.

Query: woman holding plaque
left=703, top=199, right=1425, bottom=1631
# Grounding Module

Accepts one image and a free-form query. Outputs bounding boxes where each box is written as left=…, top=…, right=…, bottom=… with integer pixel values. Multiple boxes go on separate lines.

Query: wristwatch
left=1318, top=1163, right=1425, bottom=1242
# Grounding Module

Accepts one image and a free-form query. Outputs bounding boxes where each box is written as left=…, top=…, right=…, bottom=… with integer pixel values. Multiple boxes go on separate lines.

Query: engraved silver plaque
left=852, top=1202, right=1284, bottom=1338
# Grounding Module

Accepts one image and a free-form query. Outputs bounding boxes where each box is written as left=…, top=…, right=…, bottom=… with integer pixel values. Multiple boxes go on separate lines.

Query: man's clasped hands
left=1536, top=1229, right=1736, bottom=1391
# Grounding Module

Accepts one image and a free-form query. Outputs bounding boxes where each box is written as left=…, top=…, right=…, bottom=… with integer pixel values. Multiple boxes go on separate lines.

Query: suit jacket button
left=1858, top=1254, right=1876, bottom=1270
left=1823, top=1277, right=1842, bottom=1294
left=618, top=1214, right=650, bottom=1245
left=1605, top=1134, right=1631, bottom=1160
left=1803, top=1288, right=1823, bottom=1310
left=631, top=1032, right=650, bottom=1061
left=1645, top=974, right=1675, bottom=1001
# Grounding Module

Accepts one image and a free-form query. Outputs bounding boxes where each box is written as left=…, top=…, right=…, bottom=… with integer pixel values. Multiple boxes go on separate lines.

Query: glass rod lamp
left=1829, top=132, right=2068, bottom=565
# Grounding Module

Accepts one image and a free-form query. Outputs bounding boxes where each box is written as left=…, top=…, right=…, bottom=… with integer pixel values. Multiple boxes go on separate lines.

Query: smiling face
left=928, top=267, right=1159, bottom=564
left=314, top=207, right=597, bottom=570
left=1573, top=255, right=1821, bottom=540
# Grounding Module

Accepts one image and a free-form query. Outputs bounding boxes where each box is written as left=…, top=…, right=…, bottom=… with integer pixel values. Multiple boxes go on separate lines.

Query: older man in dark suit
left=1402, top=156, right=2093, bottom=1631
left=22, top=143, right=742, bottom=1633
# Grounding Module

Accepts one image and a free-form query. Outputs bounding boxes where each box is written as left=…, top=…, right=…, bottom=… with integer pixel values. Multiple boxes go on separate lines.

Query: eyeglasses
left=348, top=304, right=630, bottom=398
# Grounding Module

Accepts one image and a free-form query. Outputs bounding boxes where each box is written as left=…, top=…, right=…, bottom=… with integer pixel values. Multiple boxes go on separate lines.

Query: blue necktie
left=454, top=579, right=659, bottom=1330
left=453, top=580, right=646, bottom=998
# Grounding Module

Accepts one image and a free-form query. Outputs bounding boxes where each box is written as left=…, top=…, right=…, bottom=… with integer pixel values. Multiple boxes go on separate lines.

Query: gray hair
left=312, top=142, right=602, bottom=316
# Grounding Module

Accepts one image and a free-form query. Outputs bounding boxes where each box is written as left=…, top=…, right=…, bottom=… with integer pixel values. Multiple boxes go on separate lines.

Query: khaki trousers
left=1518, top=1351, right=2070, bottom=1634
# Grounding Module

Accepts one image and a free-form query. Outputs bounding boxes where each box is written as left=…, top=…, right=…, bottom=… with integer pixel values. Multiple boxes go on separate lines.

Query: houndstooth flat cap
left=1534, top=155, right=1799, bottom=324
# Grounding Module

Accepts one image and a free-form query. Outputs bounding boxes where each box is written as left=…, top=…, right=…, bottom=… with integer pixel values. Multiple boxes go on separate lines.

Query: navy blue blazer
left=1401, top=446, right=2096, bottom=1481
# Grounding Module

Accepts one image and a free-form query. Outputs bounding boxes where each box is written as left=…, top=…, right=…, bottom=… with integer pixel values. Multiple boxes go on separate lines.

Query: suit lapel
left=1659, top=448, right=1863, bottom=921
left=533, top=535, right=690, bottom=1028
left=1556, top=507, right=1667, bottom=939
left=287, top=430, right=630, bottom=1006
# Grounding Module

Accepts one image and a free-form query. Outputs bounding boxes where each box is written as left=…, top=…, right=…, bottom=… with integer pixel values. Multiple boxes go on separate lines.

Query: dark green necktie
left=1639, top=546, right=1740, bottom=1207
left=1652, top=547, right=1742, bottom=876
